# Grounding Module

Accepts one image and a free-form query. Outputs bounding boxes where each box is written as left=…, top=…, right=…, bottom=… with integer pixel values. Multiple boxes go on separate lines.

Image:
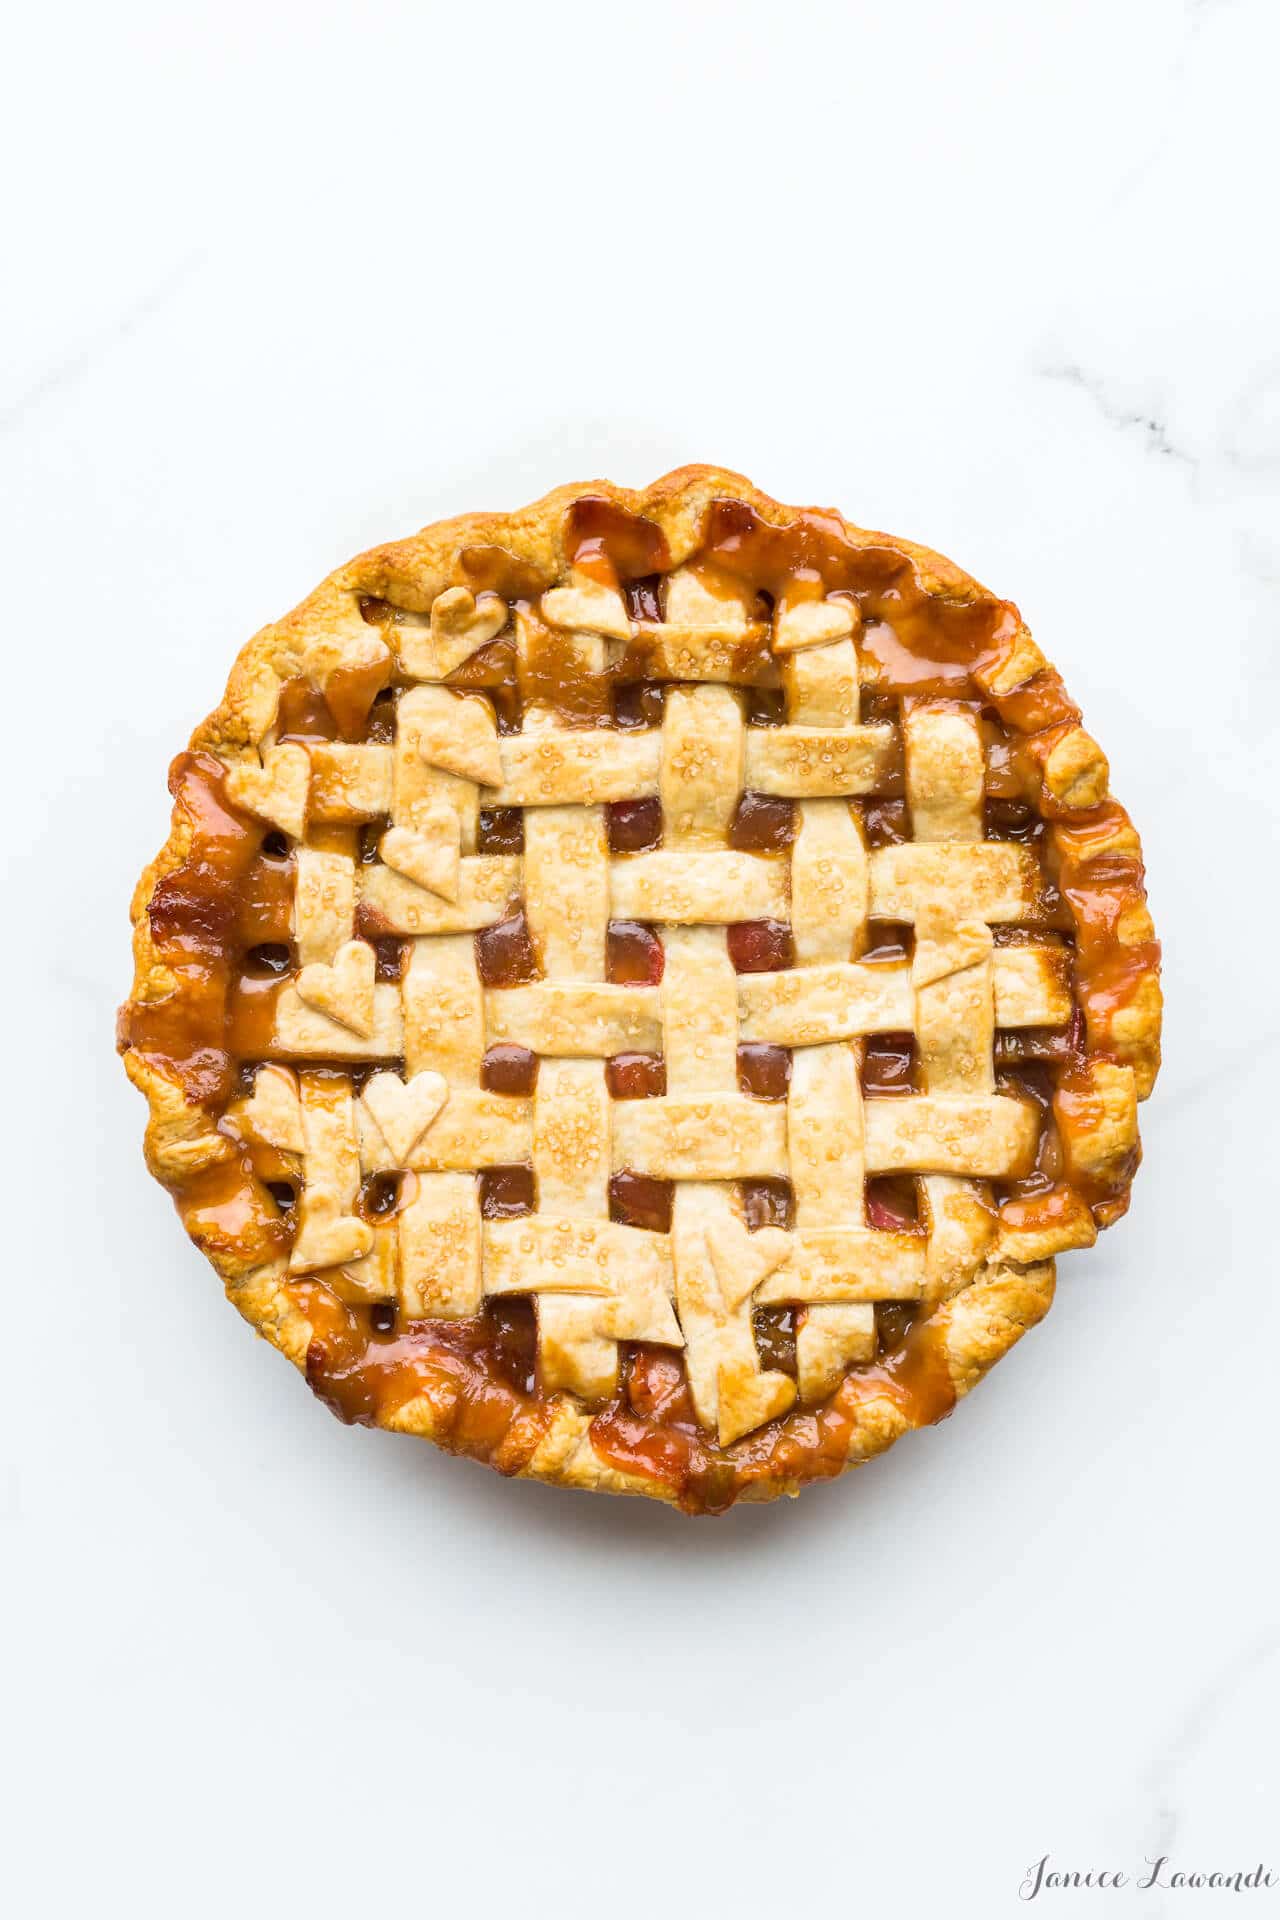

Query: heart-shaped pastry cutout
left=912, top=912, right=992, bottom=987
left=704, top=1220, right=792, bottom=1314
left=772, top=595, right=858, bottom=654
left=290, top=1195, right=374, bottom=1274
left=430, top=587, right=508, bottom=668
left=397, top=589, right=508, bottom=680
left=416, top=695, right=504, bottom=787
left=716, top=1358, right=796, bottom=1449
left=296, top=939, right=376, bottom=1036
left=225, top=743, right=311, bottom=839
left=233, top=1063, right=303, bottom=1154
left=664, top=564, right=752, bottom=633
left=541, top=573, right=634, bottom=641
left=361, top=1070, right=449, bottom=1165
left=380, top=813, right=461, bottom=902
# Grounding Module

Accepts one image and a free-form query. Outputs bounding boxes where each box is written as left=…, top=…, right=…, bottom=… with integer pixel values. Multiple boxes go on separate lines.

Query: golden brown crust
left=120, top=466, right=1160, bottom=1510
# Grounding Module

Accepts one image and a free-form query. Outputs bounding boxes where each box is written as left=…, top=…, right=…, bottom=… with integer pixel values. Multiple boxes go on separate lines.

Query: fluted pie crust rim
left=120, top=466, right=1160, bottom=1511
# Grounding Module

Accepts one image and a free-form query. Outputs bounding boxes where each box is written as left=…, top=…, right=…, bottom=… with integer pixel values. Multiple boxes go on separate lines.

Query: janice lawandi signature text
left=1020, top=1855, right=1277, bottom=1899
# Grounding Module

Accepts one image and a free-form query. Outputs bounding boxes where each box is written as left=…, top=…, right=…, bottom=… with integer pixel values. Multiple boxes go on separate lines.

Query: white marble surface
left=7, top=2, right=1278, bottom=1914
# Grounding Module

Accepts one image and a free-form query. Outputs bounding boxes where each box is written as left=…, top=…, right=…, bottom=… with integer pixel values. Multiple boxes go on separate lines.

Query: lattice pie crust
left=120, top=469, right=1161, bottom=1512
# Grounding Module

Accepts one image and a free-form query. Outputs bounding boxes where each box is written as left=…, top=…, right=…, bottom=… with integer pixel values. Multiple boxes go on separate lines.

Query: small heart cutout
left=226, top=743, right=311, bottom=839
left=541, top=575, right=634, bottom=642
left=416, top=696, right=504, bottom=787
left=296, top=939, right=376, bottom=1036
left=290, top=1194, right=374, bottom=1274
left=912, top=912, right=992, bottom=987
left=429, top=587, right=509, bottom=671
left=716, top=1358, right=796, bottom=1448
left=704, top=1220, right=792, bottom=1313
left=361, top=1070, right=449, bottom=1164
left=234, top=1064, right=303, bottom=1154
left=380, top=814, right=461, bottom=902
left=772, top=595, right=857, bottom=654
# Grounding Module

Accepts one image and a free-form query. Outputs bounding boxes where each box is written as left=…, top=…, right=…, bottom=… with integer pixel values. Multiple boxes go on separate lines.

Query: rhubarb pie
left=119, top=468, right=1161, bottom=1513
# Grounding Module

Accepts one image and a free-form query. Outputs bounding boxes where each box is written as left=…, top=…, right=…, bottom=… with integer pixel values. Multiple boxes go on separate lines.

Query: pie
left=118, top=467, right=1162, bottom=1513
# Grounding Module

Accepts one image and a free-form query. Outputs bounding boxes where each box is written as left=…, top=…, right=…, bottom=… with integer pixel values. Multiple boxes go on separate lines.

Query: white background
left=6, top=2, right=1278, bottom=1915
